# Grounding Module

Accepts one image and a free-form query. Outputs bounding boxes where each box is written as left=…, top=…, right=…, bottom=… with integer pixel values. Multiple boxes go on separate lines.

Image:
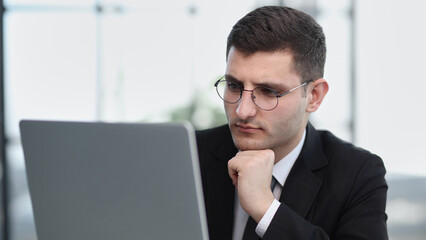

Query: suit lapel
left=203, top=126, right=237, bottom=240
left=280, top=123, right=328, bottom=218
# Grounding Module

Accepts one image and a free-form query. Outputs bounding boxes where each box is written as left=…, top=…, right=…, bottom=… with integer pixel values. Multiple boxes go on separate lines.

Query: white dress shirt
left=232, top=130, right=306, bottom=240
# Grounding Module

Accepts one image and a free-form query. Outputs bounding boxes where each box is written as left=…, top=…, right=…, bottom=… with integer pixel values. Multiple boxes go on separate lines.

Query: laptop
left=20, top=120, right=209, bottom=240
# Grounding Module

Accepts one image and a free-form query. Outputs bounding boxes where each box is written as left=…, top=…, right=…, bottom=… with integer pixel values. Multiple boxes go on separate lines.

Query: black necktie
left=242, top=177, right=277, bottom=240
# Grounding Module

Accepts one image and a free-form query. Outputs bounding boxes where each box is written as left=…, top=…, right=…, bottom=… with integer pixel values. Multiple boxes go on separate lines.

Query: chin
left=233, top=138, right=265, bottom=151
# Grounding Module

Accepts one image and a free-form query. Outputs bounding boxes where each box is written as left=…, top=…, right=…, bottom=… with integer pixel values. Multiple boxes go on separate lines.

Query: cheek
left=224, top=103, right=236, bottom=117
left=268, top=104, right=301, bottom=128
left=268, top=113, right=287, bottom=132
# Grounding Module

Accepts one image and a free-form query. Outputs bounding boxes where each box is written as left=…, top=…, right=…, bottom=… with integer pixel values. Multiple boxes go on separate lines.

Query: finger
left=227, top=159, right=239, bottom=186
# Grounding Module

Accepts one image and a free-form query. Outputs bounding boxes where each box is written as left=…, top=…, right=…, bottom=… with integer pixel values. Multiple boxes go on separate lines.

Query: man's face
left=224, top=47, right=310, bottom=161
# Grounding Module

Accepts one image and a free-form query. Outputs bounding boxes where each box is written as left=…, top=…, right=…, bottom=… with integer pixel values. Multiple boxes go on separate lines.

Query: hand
left=228, top=149, right=275, bottom=222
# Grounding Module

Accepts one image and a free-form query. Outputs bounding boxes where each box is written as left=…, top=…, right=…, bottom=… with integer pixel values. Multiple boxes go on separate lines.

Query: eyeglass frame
left=214, top=77, right=314, bottom=111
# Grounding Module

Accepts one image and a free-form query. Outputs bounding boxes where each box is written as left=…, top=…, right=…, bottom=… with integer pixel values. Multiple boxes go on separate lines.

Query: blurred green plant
left=168, top=87, right=227, bottom=130
left=142, top=78, right=227, bottom=130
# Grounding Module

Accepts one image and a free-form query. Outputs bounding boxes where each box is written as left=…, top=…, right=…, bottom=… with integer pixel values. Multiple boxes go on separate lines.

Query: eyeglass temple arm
left=277, top=80, right=314, bottom=98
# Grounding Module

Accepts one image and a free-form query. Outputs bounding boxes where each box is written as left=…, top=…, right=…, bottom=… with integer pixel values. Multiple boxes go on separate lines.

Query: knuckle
left=263, top=149, right=275, bottom=158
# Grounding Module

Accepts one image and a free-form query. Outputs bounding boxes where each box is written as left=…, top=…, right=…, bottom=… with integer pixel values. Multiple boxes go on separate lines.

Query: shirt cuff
left=255, top=199, right=281, bottom=238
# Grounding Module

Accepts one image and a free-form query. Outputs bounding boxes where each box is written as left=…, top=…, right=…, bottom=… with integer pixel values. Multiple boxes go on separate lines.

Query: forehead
left=225, top=47, right=301, bottom=86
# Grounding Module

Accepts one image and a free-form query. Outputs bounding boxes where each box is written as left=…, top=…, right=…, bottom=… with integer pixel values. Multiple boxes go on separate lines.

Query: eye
left=226, top=81, right=241, bottom=92
left=257, top=87, right=278, bottom=97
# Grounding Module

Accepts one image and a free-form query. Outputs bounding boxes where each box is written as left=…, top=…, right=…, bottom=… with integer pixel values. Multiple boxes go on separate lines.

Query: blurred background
left=1, top=0, right=425, bottom=239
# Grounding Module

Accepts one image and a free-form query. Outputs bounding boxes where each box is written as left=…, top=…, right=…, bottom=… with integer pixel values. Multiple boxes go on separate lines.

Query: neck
left=273, top=126, right=306, bottom=164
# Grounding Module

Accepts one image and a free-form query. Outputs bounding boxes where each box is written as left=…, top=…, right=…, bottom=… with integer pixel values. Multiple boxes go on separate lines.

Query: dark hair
left=226, top=6, right=326, bottom=82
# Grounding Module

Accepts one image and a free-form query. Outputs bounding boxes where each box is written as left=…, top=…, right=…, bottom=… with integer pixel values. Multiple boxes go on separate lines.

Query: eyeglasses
left=214, top=76, right=313, bottom=111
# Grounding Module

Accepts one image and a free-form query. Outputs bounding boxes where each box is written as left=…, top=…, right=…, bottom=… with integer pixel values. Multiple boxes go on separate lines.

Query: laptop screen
left=20, top=120, right=209, bottom=240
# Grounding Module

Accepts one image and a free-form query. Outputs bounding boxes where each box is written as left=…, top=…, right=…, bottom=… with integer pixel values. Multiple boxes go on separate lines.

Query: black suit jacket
left=196, top=123, right=388, bottom=240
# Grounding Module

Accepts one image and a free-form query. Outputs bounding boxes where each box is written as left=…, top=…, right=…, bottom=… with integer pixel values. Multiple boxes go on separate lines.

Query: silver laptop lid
left=20, top=120, right=209, bottom=240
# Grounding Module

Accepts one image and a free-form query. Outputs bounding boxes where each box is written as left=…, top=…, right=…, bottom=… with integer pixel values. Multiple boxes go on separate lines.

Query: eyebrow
left=224, top=74, right=289, bottom=92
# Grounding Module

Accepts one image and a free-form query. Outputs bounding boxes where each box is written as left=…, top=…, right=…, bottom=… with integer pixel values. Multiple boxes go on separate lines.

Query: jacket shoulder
left=317, top=130, right=382, bottom=165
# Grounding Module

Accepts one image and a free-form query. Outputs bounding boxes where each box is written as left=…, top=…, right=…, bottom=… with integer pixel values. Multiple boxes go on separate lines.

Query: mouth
left=235, top=123, right=262, bottom=134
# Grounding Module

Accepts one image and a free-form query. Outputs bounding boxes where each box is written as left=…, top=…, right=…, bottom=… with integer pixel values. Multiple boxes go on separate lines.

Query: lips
left=235, top=123, right=262, bottom=133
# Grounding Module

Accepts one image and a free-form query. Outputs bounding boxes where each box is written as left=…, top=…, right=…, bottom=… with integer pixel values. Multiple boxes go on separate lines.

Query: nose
left=236, top=90, right=257, bottom=120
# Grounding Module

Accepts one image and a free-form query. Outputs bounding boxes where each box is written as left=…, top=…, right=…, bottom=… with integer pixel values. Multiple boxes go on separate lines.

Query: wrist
left=251, top=194, right=275, bottom=223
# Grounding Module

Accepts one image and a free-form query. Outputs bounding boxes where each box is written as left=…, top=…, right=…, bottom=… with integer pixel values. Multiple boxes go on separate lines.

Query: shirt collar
left=272, top=129, right=306, bottom=187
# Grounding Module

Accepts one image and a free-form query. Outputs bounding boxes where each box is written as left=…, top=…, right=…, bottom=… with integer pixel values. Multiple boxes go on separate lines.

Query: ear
left=306, top=78, right=329, bottom=113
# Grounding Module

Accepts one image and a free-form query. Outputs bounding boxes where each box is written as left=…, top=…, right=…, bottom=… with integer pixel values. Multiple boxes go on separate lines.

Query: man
left=196, top=6, right=388, bottom=240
